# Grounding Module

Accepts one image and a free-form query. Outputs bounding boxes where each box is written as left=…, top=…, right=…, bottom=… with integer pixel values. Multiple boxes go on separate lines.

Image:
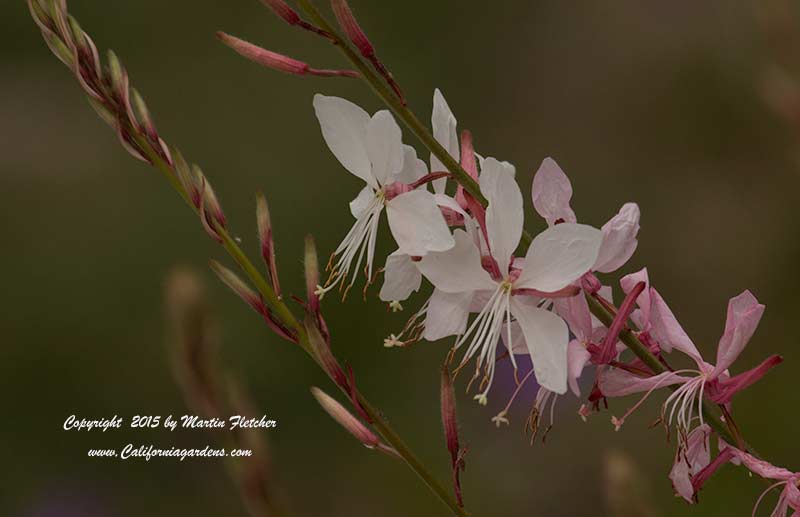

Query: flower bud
left=257, top=192, right=281, bottom=297
left=194, top=165, right=226, bottom=228
left=331, top=0, right=374, bottom=58
left=304, top=235, right=320, bottom=316
left=210, top=260, right=265, bottom=315
left=217, top=32, right=358, bottom=78
left=259, top=0, right=301, bottom=25
left=131, top=88, right=158, bottom=142
left=310, top=387, right=381, bottom=449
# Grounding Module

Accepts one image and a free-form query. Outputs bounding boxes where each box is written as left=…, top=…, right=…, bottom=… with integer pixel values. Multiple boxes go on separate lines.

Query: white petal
left=430, top=88, right=458, bottom=194
left=531, top=157, right=576, bottom=226
left=417, top=230, right=496, bottom=293
left=516, top=223, right=603, bottom=293
left=510, top=301, right=569, bottom=394
left=434, top=193, right=468, bottom=218
left=594, top=203, right=640, bottom=273
left=313, top=94, right=373, bottom=186
left=379, top=251, right=421, bottom=302
left=366, top=110, right=404, bottom=186
left=480, top=157, right=523, bottom=275
left=424, top=289, right=472, bottom=341
left=349, top=185, right=375, bottom=218
left=394, top=145, right=428, bottom=184
left=567, top=340, right=591, bottom=396
left=386, top=190, right=455, bottom=256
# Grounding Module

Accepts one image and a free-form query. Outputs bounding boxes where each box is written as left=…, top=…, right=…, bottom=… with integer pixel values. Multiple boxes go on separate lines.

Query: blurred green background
left=3, top=0, right=799, bottom=515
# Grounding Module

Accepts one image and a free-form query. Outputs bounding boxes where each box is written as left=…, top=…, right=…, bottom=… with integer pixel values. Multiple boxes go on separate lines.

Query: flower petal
left=531, top=157, right=576, bottom=226
left=567, top=339, right=591, bottom=396
left=379, top=251, right=421, bottom=302
left=430, top=88, right=458, bottom=194
left=386, top=190, right=455, bottom=256
left=424, top=289, right=473, bottom=341
left=553, top=292, right=593, bottom=343
left=515, top=223, right=603, bottom=293
left=594, top=203, right=640, bottom=273
left=713, top=291, right=765, bottom=377
left=366, top=110, right=404, bottom=186
left=349, top=185, right=375, bottom=218
left=510, top=301, right=569, bottom=394
left=599, top=368, right=688, bottom=397
left=669, top=424, right=711, bottom=503
left=313, top=94, right=373, bottom=186
left=649, top=289, right=702, bottom=362
left=417, top=230, right=496, bottom=293
left=394, top=144, right=428, bottom=184
left=480, top=157, right=523, bottom=276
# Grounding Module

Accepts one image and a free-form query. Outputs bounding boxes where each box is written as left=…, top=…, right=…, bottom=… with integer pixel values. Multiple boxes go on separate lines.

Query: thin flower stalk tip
left=216, top=32, right=359, bottom=78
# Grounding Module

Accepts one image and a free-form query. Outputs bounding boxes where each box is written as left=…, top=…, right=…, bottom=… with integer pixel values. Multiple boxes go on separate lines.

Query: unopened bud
left=310, top=387, right=380, bottom=449
left=257, top=192, right=280, bottom=297
left=331, top=0, right=373, bottom=57
left=195, top=165, right=226, bottom=228
left=131, top=88, right=158, bottom=141
left=210, top=260, right=265, bottom=314
left=304, top=235, right=320, bottom=316
left=217, top=32, right=358, bottom=78
left=259, top=0, right=300, bottom=25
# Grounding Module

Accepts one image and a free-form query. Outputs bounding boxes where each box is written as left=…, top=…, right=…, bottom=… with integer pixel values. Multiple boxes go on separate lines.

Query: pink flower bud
left=217, top=32, right=358, bottom=78
left=310, top=387, right=381, bottom=449
left=210, top=260, right=265, bottom=315
left=257, top=192, right=281, bottom=298
left=330, top=0, right=374, bottom=58
left=259, top=0, right=301, bottom=25
left=440, top=366, right=465, bottom=507
left=304, top=235, right=320, bottom=316
left=195, top=165, right=226, bottom=228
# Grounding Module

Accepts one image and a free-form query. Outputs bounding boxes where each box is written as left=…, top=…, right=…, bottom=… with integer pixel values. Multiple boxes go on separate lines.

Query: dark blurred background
left=3, top=0, right=799, bottom=515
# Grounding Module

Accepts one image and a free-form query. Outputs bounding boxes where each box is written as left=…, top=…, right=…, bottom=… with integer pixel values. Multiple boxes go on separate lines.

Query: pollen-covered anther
left=389, top=300, right=403, bottom=312
left=491, top=411, right=509, bottom=427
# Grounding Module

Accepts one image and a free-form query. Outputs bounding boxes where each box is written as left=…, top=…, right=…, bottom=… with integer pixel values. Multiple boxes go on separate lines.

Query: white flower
left=313, top=94, right=455, bottom=297
left=417, top=158, right=603, bottom=396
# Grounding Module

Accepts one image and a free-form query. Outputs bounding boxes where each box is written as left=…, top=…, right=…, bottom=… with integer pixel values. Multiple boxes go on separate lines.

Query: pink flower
left=601, top=290, right=781, bottom=434
left=417, top=159, right=603, bottom=399
left=669, top=424, right=712, bottom=503
left=693, top=445, right=800, bottom=516
left=531, top=157, right=640, bottom=273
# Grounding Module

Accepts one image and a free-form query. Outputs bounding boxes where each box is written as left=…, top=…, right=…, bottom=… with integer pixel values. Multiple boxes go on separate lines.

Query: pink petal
left=598, top=368, right=688, bottom=397
left=670, top=424, right=711, bottom=503
left=531, top=157, right=577, bottom=226
left=567, top=340, right=591, bottom=396
left=649, top=288, right=703, bottom=363
left=553, top=291, right=593, bottom=343
left=712, top=291, right=765, bottom=378
left=594, top=202, right=641, bottom=273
